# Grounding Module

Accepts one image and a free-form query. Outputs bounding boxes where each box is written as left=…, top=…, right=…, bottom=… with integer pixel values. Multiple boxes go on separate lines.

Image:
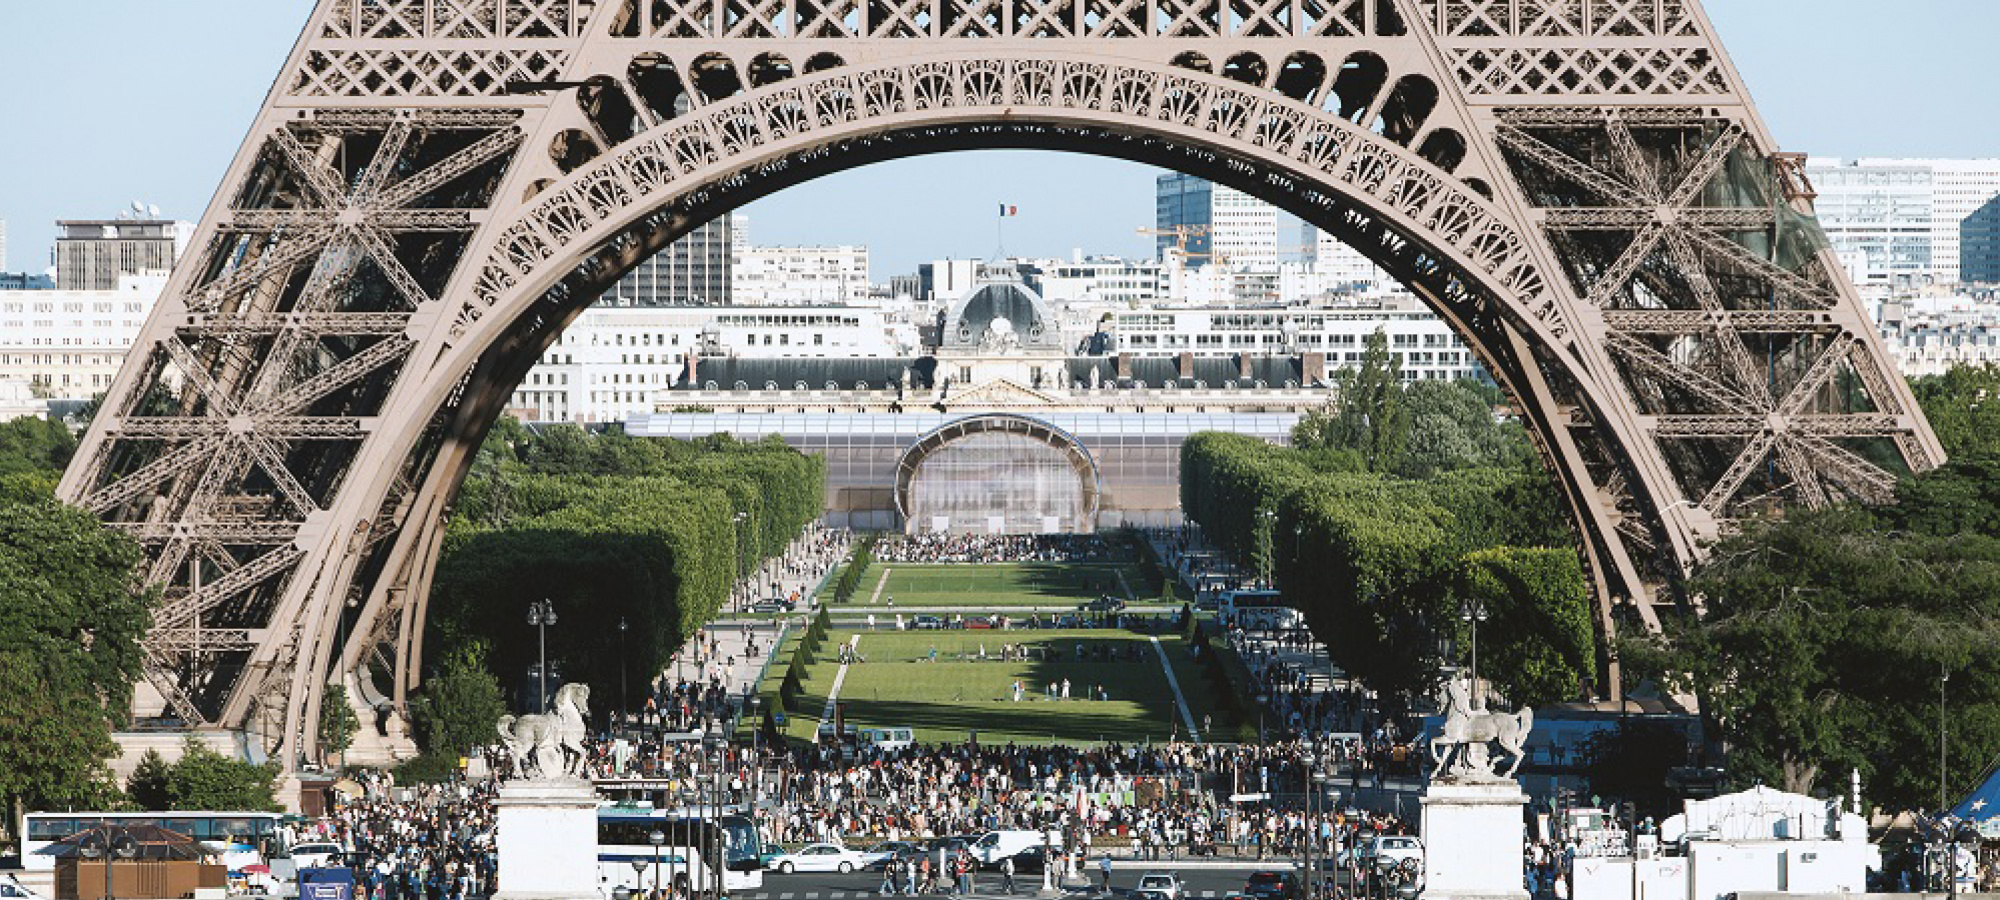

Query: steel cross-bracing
left=60, top=0, right=1942, bottom=774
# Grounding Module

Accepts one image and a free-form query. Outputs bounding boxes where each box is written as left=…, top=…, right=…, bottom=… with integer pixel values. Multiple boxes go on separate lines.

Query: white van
left=969, top=831, right=1044, bottom=865
left=858, top=727, right=914, bottom=752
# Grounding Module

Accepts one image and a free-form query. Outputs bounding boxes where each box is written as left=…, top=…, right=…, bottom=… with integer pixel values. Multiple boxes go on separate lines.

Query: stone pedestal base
left=494, top=777, right=600, bottom=900
left=1421, top=781, right=1529, bottom=900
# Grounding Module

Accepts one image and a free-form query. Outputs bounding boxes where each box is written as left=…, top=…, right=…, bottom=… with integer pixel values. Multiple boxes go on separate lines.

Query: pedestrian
left=1098, top=853, right=1112, bottom=893
left=1000, top=855, right=1016, bottom=894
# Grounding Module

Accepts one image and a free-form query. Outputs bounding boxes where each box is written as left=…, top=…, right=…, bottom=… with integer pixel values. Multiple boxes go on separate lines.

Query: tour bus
left=595, top=809, right=764, bottom=897
left=18, top=811, right=285, bottom=870
left=1218, top=590, right=1298, bottom=631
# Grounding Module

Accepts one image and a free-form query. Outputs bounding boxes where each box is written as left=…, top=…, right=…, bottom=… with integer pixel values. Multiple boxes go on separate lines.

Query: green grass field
left=777, top=627, right=1225, bottom=745
left=854, top=562, right=1164, bottom=607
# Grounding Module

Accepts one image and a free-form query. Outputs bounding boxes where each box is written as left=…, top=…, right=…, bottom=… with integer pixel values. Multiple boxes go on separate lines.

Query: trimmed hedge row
left=428, top=430, right=826, bottom=712
left=832, top=535, right=879, bottom=603
left=1180, top=430, right=1592, bottom=712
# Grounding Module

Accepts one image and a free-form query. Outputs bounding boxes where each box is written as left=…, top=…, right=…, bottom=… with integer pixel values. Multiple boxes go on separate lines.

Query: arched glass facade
left=902, top=423, right=1095, bottom=534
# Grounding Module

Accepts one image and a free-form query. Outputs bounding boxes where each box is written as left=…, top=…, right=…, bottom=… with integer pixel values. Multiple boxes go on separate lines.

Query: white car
left=770, top=843, right=869, bottom=874
left=1349, top=835, right=1423, bottom=870
left=287, top=842, right=347, bottom=871
left=1, top=875, right=48, bottom=900
left=1136, top=872, right=1183, bottom=899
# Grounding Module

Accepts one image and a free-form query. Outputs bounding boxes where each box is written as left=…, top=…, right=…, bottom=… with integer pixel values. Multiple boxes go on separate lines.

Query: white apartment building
left=1105, top=293, right=1484, bottom=383
left=732, top=245, right=869, bottom=306
left=0, top=272, right=167, bottom=398
left=1807, top=158, right=2000, bottom=286
left=1037, top=257, right=1166, bottom=307
left=1873, top=294, right=2000, bottom=377
left=507, top=305, right=911, bottom=423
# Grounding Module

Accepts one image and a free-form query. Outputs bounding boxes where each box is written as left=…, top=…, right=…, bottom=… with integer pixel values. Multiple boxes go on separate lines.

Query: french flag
left=998, top=204, right=1018, bottom=217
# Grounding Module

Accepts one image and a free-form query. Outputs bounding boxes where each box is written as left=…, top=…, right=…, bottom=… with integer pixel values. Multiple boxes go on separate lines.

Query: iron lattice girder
left=145, top=629, right=264, bottom=654
left=221, top=210, right=478, bottom=232
left=108, top=521, right=303, bottom=544
left=1648, top=414, right=1909, bottom=439
left=108, top=417, right=374, bottom=440
left=151, top=547, right=311, bottom=632
left=58, top=0, right=1947, bottom=771
left=1539, top=208, right=1775, bottom=230
left=180, top=312, right=415, bottom=337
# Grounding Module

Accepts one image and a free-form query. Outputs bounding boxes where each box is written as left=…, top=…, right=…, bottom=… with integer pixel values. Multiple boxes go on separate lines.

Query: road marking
left=780, top=893, right=795, bottom=899
left=868, top=566, right=893, bottom=604
left=817, top=635, right=862, bottom=726
left=1148, top=635, right=1202, bottom=743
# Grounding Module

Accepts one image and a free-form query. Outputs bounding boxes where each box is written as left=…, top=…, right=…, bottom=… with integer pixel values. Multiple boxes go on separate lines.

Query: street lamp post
left=733, top=511, right=750, bottom=613
left=1941, top=664, right=1952, bottom=813
left=1461, top=599, right=1489, bottom=711
left=528, top=599, right=558, bottom=713
left=1257, top=508, right=1277, bottom=588
left=649, top=829, right=666, bottom=900
left=619, top=617, right=631, bottom=727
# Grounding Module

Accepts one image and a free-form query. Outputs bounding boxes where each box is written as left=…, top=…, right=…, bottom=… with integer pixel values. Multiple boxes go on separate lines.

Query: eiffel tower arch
left=61, top=0, right=1941, bottom=772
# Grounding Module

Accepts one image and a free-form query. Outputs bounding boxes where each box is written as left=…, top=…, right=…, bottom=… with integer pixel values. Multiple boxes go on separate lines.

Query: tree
left=318, top=683, right=360, bottom=760
left=0, top=653, right=123, bottom=826
left=1454, top=547, right=1594, bottom=707
left=0, top=417, right=76, bottom=478
left=126, top=750, right=173, bottom=811
left=1910, top=365, right=2000, bottom=459
left=1295, top=329, right=1409, bottom=470
left=409, top=642, right=509, bottom=758
left=0, top=501, right=153, bottom=716
left=164, top=738, right=282, bottom=812
left=1626, top=500, right=2000, bottom=809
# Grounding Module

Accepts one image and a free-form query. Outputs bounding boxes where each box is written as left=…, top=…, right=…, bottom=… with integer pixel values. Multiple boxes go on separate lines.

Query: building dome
left=944, top=272, right=1058, bottom=351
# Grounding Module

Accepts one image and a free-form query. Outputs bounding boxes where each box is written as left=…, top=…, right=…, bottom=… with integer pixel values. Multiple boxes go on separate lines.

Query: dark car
left=1245, top=871, right=1300, bottom=900
left=1079, top=596, right=1126, bottom=612
left=864, top=841, right=921, bottom=870
left=993, top=848, right=1047, bottom=875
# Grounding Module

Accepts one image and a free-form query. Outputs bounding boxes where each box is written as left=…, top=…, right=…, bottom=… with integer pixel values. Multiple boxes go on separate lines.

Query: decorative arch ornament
left=893, top=413, right=1103, bottom=531
left=61, top=0, right=1941, bottom=775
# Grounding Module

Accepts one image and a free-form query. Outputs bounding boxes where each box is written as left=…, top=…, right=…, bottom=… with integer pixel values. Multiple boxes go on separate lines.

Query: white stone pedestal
left=494, top=777, right=600, bottom=900
left=1421, top=781, right=1530, bottom=900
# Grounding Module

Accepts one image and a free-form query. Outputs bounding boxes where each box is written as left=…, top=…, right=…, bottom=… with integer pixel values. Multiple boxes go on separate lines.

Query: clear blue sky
left=1, top=0, right=1995, bottom=278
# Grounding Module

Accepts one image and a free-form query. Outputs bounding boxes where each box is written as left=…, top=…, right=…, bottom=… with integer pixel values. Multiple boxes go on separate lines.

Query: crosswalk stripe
left=780, top=893, right=795, bottom=899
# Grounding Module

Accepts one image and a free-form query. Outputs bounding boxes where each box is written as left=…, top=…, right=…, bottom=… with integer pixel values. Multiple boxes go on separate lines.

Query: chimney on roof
left=1237, top=354, right=1253, bottom=379
left=1116, top=353, right=1133, bottom=379
left=1178, top=352, right=1195, bottom=381
left=1301, top=352, right=1326, bottom=386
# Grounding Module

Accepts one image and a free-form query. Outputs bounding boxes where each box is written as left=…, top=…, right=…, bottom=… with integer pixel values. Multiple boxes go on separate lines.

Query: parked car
left=1079, top=596, right=1126, bottom=612
left=968, top=831, right=1044, bottom=866
left=1244, top=870, right=1299, bottom=900
left=770, top=843, right=869, bottom=874
left=964, top=615, right=1001, bottom=629
left=1348, top=835, right=1423, bottom=871
left=1136, top=872, right=1183, bottom=899
left=748, top=601, right=787, bottom=613
left=286, top=842, right=346, bottom=871
left=1133, top=891, right=1172, bottom=900
left=912, top=615, right=946, bottom=630
left=861, top=841, right=920, bottom=870
left=1, top=875, right=49, bottom=900
left=993, top=848, right=1047, bottom=875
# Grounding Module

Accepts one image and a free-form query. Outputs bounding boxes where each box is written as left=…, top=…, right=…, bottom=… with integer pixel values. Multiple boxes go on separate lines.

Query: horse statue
left=496, top=682, right=591, bottom=780
left=1428, top=676, right=1533, bottom=782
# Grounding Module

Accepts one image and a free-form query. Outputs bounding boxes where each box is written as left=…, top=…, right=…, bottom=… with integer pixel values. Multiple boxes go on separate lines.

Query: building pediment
left=944, top=377, right=1060, bottom=408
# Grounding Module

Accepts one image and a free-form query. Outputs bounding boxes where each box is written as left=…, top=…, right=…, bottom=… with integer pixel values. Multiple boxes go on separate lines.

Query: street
left=739, top=866, right=1274, bottom=900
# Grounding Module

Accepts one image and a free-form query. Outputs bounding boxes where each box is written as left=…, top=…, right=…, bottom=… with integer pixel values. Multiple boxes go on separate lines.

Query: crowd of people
left=874, top=534, right=1119, bottom=564
left=294, top=770, right=499, bottom=900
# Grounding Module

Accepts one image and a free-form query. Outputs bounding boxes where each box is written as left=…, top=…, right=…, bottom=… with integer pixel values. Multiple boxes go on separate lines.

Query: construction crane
left=1136, top=225, right=1229, bottom=265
